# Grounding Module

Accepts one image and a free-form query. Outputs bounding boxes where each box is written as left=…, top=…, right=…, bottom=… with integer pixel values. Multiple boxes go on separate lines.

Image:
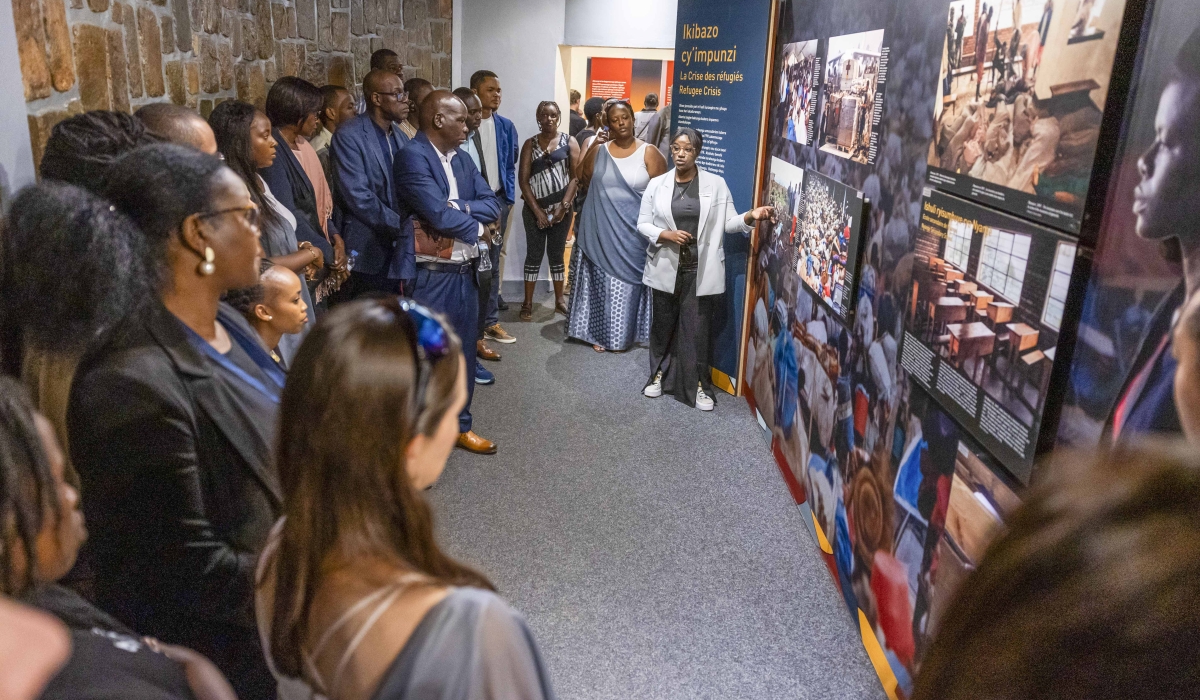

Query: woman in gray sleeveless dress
left=257, top=298, right=555, bottom=700
left=567, top=101, right=669, bottom=352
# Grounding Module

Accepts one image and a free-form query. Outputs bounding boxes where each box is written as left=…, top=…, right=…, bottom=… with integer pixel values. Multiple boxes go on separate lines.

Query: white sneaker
left=644, top=372, right=663, bottom=398
left=696, top=385, right=714, bottom=411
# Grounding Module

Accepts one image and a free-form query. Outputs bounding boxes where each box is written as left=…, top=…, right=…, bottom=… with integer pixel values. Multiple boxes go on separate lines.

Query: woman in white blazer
left=636, top=127, right=774, bottom=410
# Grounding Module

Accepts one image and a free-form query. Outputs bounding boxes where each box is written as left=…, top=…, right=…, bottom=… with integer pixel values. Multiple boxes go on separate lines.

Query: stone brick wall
left=14, top=0, right=453, bottom=167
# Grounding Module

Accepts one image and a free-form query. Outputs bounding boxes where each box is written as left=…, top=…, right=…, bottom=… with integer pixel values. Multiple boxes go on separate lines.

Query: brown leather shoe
left=457, top=431, right=497, bottom=455
left=476, top=339, right=501, bottom=361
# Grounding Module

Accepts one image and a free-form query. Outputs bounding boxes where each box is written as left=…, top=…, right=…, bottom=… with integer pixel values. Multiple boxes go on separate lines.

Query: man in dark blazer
left=394, top=90, right=501, bottom=455
left=331, top=69, right=413, bottom=298
left=471, top=69, right=520, bottom=342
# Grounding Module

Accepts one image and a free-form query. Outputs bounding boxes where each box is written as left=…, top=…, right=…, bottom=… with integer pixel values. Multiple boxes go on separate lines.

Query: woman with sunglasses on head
left=257, top=299, right=556, bottom=700
left=517, top=101, right=580, bottom=320
left=210, top=100, right=318, bottom=364
left=68, top=143, right=283, bottom=700
left=637, top=128, right=774, bottom=410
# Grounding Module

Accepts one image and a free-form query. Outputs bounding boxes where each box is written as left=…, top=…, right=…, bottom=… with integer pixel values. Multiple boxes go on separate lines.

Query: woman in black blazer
left=68, top=144, right=283, bottom=700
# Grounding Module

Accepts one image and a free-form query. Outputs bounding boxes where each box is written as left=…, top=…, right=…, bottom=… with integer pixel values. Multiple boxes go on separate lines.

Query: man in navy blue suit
left=394, top=91, right=502, bottom=455
left=330, top=69, right=413, bottom=299
left=471, top=69, right=520, bottom=345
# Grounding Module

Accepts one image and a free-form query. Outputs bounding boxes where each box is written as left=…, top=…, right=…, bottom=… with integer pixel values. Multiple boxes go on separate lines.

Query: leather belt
left=418, top=260, right=474, bottom=274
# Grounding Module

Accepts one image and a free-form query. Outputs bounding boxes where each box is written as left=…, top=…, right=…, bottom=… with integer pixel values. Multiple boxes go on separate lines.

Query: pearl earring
left=198, top=246, right=215, bottom=276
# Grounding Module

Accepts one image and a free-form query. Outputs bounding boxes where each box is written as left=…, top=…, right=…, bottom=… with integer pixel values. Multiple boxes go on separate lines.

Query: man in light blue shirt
left=454, top=87, right=486, bottom=173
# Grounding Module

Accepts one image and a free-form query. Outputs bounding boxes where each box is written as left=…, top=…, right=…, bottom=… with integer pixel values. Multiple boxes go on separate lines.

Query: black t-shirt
left=672, top=177, right=701, bottom=272
left=575, top=128, right=596, bottom=150
left=39, top=629, right=196, bottom=700
left=30, top=585, right=194, bottom=700
left=569, top=111, right=586, bottom=137
left=27, top=584, right=134, bottom=636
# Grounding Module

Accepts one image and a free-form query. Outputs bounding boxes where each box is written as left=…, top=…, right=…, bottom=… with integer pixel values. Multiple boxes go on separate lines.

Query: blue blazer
left=492, top=112, right=518, bottom=205
left=330, top=113, right=412, bottom=278
left=392, top=132, right=502, bottom=249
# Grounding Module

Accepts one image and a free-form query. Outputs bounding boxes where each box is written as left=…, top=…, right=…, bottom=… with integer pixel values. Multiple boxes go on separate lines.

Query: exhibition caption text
left=679, top=23, right=743, bottom=96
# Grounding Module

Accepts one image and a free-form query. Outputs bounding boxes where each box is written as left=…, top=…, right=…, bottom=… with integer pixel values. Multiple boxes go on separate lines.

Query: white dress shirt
left=415, top=147, right=481, bottom=263
left=478, top=116, right=501, bottom=193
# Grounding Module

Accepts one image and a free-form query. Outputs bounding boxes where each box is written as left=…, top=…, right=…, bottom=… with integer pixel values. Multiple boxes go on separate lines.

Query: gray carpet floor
left=426, top=289, right=885, bottom=700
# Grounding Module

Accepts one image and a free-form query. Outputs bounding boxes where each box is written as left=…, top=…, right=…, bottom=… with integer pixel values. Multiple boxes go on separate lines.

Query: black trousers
left=522, top=205, right=571, bottom=282
left=340, top=270, right=403, bottom=301
left=648, top=268, right=714, bottom=406
left=476, top=261, right=493, bottom=338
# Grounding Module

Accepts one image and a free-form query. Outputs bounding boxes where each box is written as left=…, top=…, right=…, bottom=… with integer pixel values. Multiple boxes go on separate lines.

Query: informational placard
left=586, top=58, right=673, bottom=110
left=671, top=0, right=776, bottom=385
left=926, top=0, right=1131, bottom=233
left=587, top=58, right=633, bottom=100
left=900, top=188, right=1076, bottom=480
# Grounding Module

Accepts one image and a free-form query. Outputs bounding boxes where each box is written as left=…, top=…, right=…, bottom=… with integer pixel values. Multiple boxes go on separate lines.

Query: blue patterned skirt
left=566, top=246, right=651, bottom=351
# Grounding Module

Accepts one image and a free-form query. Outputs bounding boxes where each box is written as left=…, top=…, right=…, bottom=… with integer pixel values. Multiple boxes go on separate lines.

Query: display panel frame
left=900, top=188, right=1078, bottom=481
left=924, top=0, right=1133, bottom=234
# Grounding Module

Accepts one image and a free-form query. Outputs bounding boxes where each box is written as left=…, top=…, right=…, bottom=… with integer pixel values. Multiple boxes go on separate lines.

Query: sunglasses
left=395, top=298, right=452, bottom=419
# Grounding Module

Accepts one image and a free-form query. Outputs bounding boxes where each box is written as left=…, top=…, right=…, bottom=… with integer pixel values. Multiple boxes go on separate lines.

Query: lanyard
left=181, top=319, right=284, bottom=405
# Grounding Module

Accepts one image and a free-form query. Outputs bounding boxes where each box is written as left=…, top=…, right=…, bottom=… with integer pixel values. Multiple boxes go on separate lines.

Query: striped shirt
left=527, top=133, right=572, bottom=204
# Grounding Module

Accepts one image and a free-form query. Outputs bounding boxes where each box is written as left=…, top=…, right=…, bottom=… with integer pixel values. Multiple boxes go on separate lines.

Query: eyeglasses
left=198, top=204, right=260, bottom=230
left=669, top=145, right=697, bottom=154
left=373, top=90, right=408, bottom=101
left=395, top=298, right=452, bottom=420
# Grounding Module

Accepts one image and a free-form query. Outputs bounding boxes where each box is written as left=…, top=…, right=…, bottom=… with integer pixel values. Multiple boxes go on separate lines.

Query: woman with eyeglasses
left=257, top=299, right=556, bottom=700
left=68, top=143, right=283, bottom=700
left=210, top=100, right=318, bottom=364
left=637, top=128, right=774, bottom=410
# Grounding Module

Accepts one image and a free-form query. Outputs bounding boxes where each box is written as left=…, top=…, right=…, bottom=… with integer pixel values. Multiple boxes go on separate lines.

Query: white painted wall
left=461, top=0, right=568, bottom=282
left=452, top=0, right=463, bottom=89
left=0, top=0, right=38, bottom=201
left=460, top=0, right=678, bottom=281
left=564, top=0, right=677, bottom=49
